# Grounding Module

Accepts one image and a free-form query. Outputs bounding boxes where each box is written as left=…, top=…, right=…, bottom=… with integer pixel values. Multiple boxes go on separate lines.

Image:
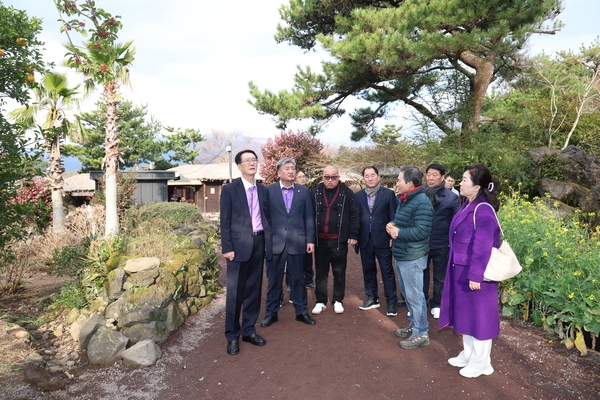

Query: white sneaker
left=431, top=307, right=440, bottom=319
left=333, top=301, right=344, bottom=314
left=312, top=303, right=326, bottom=314
left=448, top=357, right=468, bottom=368
left=459, top=365, right=494, bottom=378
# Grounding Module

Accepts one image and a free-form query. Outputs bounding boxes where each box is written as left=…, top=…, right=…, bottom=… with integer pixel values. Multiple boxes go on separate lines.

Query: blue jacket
left=391, top=187, right=433, bottom=261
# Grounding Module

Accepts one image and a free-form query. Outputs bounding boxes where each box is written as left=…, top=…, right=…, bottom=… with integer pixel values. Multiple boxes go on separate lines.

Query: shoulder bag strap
left=473, top=202, right=505, bottom=239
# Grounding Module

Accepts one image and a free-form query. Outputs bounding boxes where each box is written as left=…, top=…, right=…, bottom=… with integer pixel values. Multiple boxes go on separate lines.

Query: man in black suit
left=260, top=158, right=316, bottom=327
left=356, top=166, right=399, bottom=317
left=220, top=149, right=271, bottom=355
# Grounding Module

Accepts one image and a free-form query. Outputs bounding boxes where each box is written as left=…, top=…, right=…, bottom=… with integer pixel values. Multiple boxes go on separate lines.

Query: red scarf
left=399, top=186, right=422, bottom=202
left=321, top=184, right=341, bottom=236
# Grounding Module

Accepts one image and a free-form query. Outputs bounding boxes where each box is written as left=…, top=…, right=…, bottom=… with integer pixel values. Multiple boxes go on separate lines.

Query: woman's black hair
left=464, top=164, right=500, bottom=211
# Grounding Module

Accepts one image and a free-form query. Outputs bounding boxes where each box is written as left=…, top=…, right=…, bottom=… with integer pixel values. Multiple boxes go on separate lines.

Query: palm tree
left=55, top=1, right=136, bottom=236
left=63, top=39, right=136, bottom=236
left=9, top=72, right=82, bottom=232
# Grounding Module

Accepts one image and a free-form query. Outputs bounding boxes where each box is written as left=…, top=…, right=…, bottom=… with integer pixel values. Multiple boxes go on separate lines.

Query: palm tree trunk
left=103, top=81, right=121, bottom=236
left=48, top=134, right=66, bottom=232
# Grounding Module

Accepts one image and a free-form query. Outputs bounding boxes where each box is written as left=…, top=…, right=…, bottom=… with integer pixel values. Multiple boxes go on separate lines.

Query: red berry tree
left=259, top=130, right=329, bottom=185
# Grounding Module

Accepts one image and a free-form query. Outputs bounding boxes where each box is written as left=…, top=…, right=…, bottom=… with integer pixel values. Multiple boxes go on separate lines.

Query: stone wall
left=65, top=226, right=219, bottom=368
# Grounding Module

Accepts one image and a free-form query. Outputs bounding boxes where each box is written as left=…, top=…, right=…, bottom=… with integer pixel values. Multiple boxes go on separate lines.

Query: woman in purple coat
left=439, top=164, right=501, bottom=378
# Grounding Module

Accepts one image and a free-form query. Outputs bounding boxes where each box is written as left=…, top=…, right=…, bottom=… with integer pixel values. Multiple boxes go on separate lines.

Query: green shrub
left=48, top=281, right=88, bottom=312
left=498, top=192, right=600, bottom=354
left=50, top=240, right=89, bottom=277
left=125, top=202, right=205, bottom=231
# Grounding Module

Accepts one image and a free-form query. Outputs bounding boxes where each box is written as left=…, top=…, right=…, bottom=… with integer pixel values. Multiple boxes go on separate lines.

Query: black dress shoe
left=242, top=332, right=266, bottom=346
left=260, top=315, right=279, bottom=327
left=295, top=313, right=316, bottom=325
left=227, top=340, right=239, bottom=355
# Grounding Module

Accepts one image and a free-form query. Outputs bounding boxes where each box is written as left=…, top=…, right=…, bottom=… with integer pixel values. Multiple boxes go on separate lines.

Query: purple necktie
left=248, top=186, right=263, bottom=231
left=282, top=186, right=293, bottom=213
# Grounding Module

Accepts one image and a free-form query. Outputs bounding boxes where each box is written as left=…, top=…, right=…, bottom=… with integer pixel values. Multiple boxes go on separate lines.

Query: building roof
left=63, top=173, right=95, bottom=196
left=168, top=163, right=264, bottom=183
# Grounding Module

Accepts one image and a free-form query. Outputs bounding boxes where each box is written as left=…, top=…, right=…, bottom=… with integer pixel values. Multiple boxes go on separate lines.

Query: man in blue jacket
left=355, top=166, right=399, bottom=317
left=423, top=164, right=461, bottom=319
left=386, top=165, right=433, bottom=350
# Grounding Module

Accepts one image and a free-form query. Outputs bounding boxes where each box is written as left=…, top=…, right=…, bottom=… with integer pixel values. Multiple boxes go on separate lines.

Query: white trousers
left=455, top=334, right=493, bottom=371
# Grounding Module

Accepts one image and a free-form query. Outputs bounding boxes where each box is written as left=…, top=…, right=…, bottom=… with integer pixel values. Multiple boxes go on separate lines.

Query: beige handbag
left=474, top=203, right=522, bottom=282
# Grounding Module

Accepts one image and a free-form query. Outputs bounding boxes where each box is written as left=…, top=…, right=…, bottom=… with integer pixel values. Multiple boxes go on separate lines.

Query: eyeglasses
left=323, top=175, right=339, bottom=181
left=241, top=158, right=258, bottom=164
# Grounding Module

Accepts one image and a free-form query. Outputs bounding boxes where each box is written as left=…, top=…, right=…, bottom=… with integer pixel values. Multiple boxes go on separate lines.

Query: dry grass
left=22, top=205, right=105, bottom=270
left=0, top=255, right=32, bottom=295
left=0, top=205, right=106, bottom=295
left=0, top=320, right=32, bottom=385
left=125, top=219, right=191, bottom=260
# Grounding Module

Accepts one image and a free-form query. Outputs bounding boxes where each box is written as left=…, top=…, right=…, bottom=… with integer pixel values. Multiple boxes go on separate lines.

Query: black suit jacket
left=220, top=178, right=272, bottom=261
left=356, top=186, right=397, bottom=249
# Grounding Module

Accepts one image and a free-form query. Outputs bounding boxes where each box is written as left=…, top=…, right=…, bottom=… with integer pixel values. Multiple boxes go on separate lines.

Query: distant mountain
left=193, top=134, right=267, bottom=164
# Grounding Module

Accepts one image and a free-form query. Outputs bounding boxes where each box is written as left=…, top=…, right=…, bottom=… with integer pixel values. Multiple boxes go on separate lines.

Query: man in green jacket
left=386, top=165, right=434, bottom=350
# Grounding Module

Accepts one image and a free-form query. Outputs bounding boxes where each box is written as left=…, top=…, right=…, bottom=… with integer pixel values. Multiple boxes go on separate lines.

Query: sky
left=3, top=0, right=599, bottom=155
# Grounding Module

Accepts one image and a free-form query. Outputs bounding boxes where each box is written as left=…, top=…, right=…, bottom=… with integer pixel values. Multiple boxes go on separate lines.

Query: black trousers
left=423, top=246, right=449, bottom=308
left=224, top=235, right=264, bottom=341
left=266, top=250, right=308, bottom=316
left=285, top=251, right=314, bottom=286
left=359, top=236, right=398, bottom=305
left=315, top=238, right=348, bottom=304
left=303, top=252, right=314, bottom=284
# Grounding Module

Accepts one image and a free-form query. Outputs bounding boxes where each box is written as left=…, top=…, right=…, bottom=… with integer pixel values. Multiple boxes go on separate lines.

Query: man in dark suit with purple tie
left=220, top=149, right=272, bottom=355
left=260, top=158, right=316, bottom=327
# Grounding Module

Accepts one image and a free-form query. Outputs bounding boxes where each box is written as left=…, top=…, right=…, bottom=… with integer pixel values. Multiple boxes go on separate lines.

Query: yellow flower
left=573, top=271, right=583, bottom=277
left=568, top=293, right=575, bottom=299
left=590, top=295, right=596, bottom=301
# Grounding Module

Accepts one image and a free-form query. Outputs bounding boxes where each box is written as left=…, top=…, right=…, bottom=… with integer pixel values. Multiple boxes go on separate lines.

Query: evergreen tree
left=249, top=0, right=563, bottom=141
left=63, top=101, right=203, bottom=171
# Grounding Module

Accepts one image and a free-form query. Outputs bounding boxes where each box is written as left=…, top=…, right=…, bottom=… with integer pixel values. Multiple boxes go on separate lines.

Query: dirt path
left=2, top=251, right=600, bottom=399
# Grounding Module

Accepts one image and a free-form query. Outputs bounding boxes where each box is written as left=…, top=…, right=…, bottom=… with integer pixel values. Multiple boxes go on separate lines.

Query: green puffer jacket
left=391, top=187, right=434, bottom=261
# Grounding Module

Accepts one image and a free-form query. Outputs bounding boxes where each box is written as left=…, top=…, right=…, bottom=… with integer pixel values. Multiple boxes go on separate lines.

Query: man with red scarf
left=386, top=165, right=433, bottom=350
left=310, top=166, right=360, bottom=315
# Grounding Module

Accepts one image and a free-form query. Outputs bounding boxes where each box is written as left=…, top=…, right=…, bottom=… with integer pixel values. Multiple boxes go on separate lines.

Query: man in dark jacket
left=423, top=164, right=461, bottom=319
left=220, top=150, right=272, bottom=356
left=311, top=166, right=360, bottom=315
left=260, top=158, right=316, bottom=328
left=355, top=166, right=398, bottom=316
